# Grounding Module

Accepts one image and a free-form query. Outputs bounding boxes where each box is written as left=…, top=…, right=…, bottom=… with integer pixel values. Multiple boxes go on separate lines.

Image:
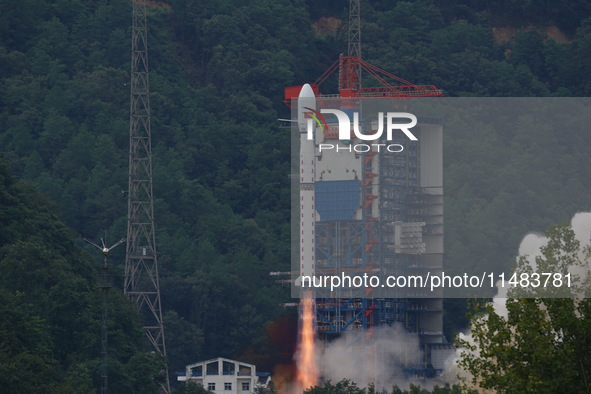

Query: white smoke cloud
left=317, top=324, right=426, bottom=391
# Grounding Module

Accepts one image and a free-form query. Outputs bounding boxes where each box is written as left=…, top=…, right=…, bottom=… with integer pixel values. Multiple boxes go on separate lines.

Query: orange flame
left=296, top=291, right=319, bottom=390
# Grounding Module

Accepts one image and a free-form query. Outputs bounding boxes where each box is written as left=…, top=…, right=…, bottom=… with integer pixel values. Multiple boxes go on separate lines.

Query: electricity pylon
left=124, top=1, right=171, bottom=392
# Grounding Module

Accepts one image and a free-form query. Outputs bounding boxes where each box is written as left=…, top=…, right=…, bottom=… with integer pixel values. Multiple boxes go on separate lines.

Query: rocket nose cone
left=299, top=83, right=315, bottom=99
left=297, top=84, right=316, bottom=131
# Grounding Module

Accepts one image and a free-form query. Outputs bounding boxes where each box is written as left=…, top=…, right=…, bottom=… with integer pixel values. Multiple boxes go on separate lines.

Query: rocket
left=295, top=84, right=316, bottom=286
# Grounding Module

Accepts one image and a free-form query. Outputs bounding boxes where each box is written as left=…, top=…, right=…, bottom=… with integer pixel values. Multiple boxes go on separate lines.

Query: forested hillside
left=0, top=161, right=167, bottom=392
left=2, top=0, right=591, bottom=391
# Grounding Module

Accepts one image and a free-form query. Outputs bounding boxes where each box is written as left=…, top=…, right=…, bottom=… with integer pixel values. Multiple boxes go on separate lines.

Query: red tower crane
left=284, top=0, right=443, bottom=106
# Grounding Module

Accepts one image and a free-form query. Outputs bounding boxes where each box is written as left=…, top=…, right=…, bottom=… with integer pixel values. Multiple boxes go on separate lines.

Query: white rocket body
left=297, top=84, right=316, bottom=283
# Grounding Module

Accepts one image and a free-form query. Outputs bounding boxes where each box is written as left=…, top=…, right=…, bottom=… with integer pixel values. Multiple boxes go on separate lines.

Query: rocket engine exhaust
left=295, top=290, right=318, bottom=391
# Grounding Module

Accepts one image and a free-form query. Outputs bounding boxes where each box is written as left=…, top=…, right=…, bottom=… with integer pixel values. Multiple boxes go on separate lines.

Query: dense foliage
left=304, top=379, right=475, bottom=394
left=0, top=161, right=165, bottom=393
left=2, top=0, right=591, bottom=391
left=458, top=224, right=591, bottom=392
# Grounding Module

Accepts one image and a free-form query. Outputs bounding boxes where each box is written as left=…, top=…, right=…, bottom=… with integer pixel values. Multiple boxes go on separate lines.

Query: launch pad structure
left=286, top=0, right=452, bottom=380
left=291, top=95, right=450, bottom=379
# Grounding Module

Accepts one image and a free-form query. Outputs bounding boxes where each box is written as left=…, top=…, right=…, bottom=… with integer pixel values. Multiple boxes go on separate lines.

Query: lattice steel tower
left=125, top=1, right=171, bottom=392
left=348, top=0, right=361, bottom=59
left=339, top=0, right=362, bottom=92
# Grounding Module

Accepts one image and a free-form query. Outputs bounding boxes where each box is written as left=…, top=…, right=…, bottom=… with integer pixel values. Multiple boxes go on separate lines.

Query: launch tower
left=287, top=0, right=451, bottom=380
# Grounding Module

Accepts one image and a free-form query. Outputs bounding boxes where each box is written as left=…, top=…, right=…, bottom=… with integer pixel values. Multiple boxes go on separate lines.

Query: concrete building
left=177, top=357, right=270, bottom=393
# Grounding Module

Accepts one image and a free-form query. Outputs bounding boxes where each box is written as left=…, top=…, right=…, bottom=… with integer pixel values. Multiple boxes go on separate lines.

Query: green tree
left=305, top=379, right=366, bottom=394
left=304, top=379, right=471, bottom=394
left=124, top=352, right=168, bottom=394
left=458, top=224, right=591, bottom=392
left=173, top=381, right=214, bottom=394
left=164, top=310, right=204, bottom=373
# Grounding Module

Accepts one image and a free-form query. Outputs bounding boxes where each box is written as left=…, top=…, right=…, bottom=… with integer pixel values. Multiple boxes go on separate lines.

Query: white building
left=177, top=357, right=270, bottom=393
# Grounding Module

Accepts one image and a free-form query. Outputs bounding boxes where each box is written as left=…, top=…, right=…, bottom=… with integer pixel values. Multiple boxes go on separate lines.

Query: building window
left=223, top=361, right=235, bottom=375
left=207, top=361, right=219, bottom=375
left=225, top=383, right=232, bottom=390
left=242, top=382, right=250, bottom=391
left=208, top=383, right=216, bottom=391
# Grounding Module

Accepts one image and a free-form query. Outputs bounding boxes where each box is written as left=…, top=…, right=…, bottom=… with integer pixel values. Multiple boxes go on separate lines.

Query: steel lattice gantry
left=125, top=1, right=171, bottom=392
left=311, top=109, right=445, bottom=380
